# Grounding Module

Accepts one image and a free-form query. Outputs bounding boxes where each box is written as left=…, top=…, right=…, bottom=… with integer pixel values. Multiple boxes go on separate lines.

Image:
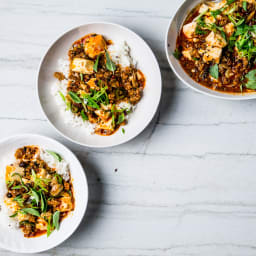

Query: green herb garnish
left=6, top=180, right=14, bottom=188
left=227, top=0, right=236, bottom=4
left=195, top=26, right=207, bottom=35
left=173, top=49, right=181, bottom=59
left=53, top=211, right=60, bottom=230
left=245, top=69, right=256, bottom=89
left=80, top=109, right=88, bottom=121
left=11, top=173, right=28, bottom=191
left=31, top=169, right=50, bottom=192
left=80, top=73, right=84, bottom=82
left=28, top=188, right=40, bottom=206
left=117, top=112, right=125, bottom=125
left=209, top=64, right=219, bottom=79
left=228, top=15, right=245, bottom=27
left=20, top=208, right=40, bottom=217
left=46, top=150, right=62, bottom=162
left=68, top=91, right=82, bottom=104
left=9, top=212, right=18, bottom=218
left=93, top=54, right=101, bottom=72
left=122, top=128, right=125, bottom=134
left=242, top=1, right=247, bottom=11
left=105, top=50, right=116, bottom=72
left=47, top=216, right=52, bottom=237
left=39, top=191, right=47, bottom=212
left=13, top=195, right=25, bottom=207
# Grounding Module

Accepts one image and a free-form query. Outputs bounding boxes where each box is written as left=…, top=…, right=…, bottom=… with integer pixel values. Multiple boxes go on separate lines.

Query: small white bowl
left=37, top=22, right=162, bottom=148
left=0, top=134, right=88, bottom=253
left=165, top=0, right=256, bottom=100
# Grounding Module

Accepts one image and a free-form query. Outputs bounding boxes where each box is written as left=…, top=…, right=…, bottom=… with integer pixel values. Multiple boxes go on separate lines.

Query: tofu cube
left=86, top=78, right=97, bottom=89
left=182, top=22, right=197, bottom=38
left=203, top=46, right=222, bottom=63
left=84, top=35, right=106, bottom=59
left=71, top=58, right=94, bottom=74
left=206, top=31, right=227, bottom=48
left=182, top=49, right=193, bottom=60
left=224, top=23, right=235, bottom=36
left=97, top=118, right=114, bottom=131
left=199, top=4, right=209, bottom=14
left=95, top=109, right=111, bottom=121
left=208, top=0, right=226, bottom=11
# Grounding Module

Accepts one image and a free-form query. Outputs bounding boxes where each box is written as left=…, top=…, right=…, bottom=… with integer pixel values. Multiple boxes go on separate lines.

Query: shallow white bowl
left=0, top=134, right=88, bottom=253
left=37, top=22, right=162, bottom=148
left=165, top=0, right=256, bottom=100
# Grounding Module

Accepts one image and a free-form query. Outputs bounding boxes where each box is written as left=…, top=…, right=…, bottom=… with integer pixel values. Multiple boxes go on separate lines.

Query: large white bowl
left=165, top=0, right=256, bottom=100
left=37, top=22, right=162, bottom=147
left=0, top=134, right=88, bottom=253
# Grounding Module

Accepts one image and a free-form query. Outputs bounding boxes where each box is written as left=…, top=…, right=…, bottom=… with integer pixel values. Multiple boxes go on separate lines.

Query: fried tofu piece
left=86, top=78, right=98, bottom=89
left=208, top=0, right=226, bottom=10
left=37, top=168, right=51, bottom=179
left=71, top=58, right=94, bottom=74
left=205, top=15, right=216, bottom=25
left=242, top=0, right=255, bottom=3
left=57, top=192, right=73, bottom=212
left=4, top=197, right=19, bottom=212
left=5, top=164, right=24, bottom=182
left=202, top=46, right=222, bottom=63
left=95, top=109, right=111, bottom=121
left=84, top=35, right=106, bottom=59
left=206, top=31, right=227, bottom=48
left=35, top=217, right=47, bottom=231
left=198, top=4, right=209, bottom=14
left=96, top=118, right=114, bottom=131
left=50, top=176, right=63, bottom=197
left=182, top=49, right=193, bottom=60
left=182, top=22, right=197, bottom=38
left=101, top=104, right=112, bottom=111
left=17, top=212, right=36, bottom=222
left=224, top=23, right=235, bottom=36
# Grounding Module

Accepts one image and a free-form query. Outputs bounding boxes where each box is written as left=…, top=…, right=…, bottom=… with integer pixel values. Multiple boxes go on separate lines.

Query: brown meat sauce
left=176, top=0, right=256, bottom=93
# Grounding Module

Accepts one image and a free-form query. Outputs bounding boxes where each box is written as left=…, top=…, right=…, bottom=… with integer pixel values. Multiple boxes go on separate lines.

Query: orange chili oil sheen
left=176, top=1, right=256, bottom=93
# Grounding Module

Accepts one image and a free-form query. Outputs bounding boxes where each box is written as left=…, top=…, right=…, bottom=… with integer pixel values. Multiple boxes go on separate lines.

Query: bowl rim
left=165, top=0, right=256, bottom=100
left=37, top=21, right=162, bottom=148
left=0, top=133, right=88, bottom=253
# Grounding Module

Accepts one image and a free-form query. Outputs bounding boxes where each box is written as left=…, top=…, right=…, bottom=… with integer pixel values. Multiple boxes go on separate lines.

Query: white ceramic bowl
left=37, top=22, right=162, bottom=148
left=165, top=0, right=256, bottom=100
left=0, top=134, right=88, bottom=253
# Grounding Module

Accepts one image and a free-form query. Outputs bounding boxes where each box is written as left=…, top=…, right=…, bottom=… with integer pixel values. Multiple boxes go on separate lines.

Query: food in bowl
left=3, top=146, right=74, bottom=238
left=175, top=0, right=256, bottom=93
left=53, top=33, right=146, bottom=136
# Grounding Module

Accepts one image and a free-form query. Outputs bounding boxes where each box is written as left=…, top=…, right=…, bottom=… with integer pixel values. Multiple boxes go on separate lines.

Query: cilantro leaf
left=209, top=64, right=219, bottom=79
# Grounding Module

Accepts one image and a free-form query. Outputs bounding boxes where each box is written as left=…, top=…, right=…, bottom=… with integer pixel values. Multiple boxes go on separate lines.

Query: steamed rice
left=40, top=148, right=70, bottom=181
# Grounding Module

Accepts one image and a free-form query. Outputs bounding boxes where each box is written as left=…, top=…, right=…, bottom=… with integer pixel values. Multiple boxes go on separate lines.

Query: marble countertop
left=1, top=0, right=256, bottom=255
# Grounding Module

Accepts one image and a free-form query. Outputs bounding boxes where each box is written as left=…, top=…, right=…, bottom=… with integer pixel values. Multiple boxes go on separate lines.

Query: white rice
left=39, top=148, right=70, bottom=181
left=52, top=41, right=136, bottom=133
left=108, top=41, right=136, bottom=68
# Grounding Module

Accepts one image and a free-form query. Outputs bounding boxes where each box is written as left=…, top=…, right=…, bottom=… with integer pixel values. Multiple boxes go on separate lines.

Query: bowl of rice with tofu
left=166, top=0, right=256, bottom=99
left=37, top=22, right=162, bottom=147
left=0, top=134, right=88, bottom=253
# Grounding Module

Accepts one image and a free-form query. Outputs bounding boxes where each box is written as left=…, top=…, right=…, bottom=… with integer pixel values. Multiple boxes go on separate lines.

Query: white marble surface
left=1, top=0, right=256, bottom=255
